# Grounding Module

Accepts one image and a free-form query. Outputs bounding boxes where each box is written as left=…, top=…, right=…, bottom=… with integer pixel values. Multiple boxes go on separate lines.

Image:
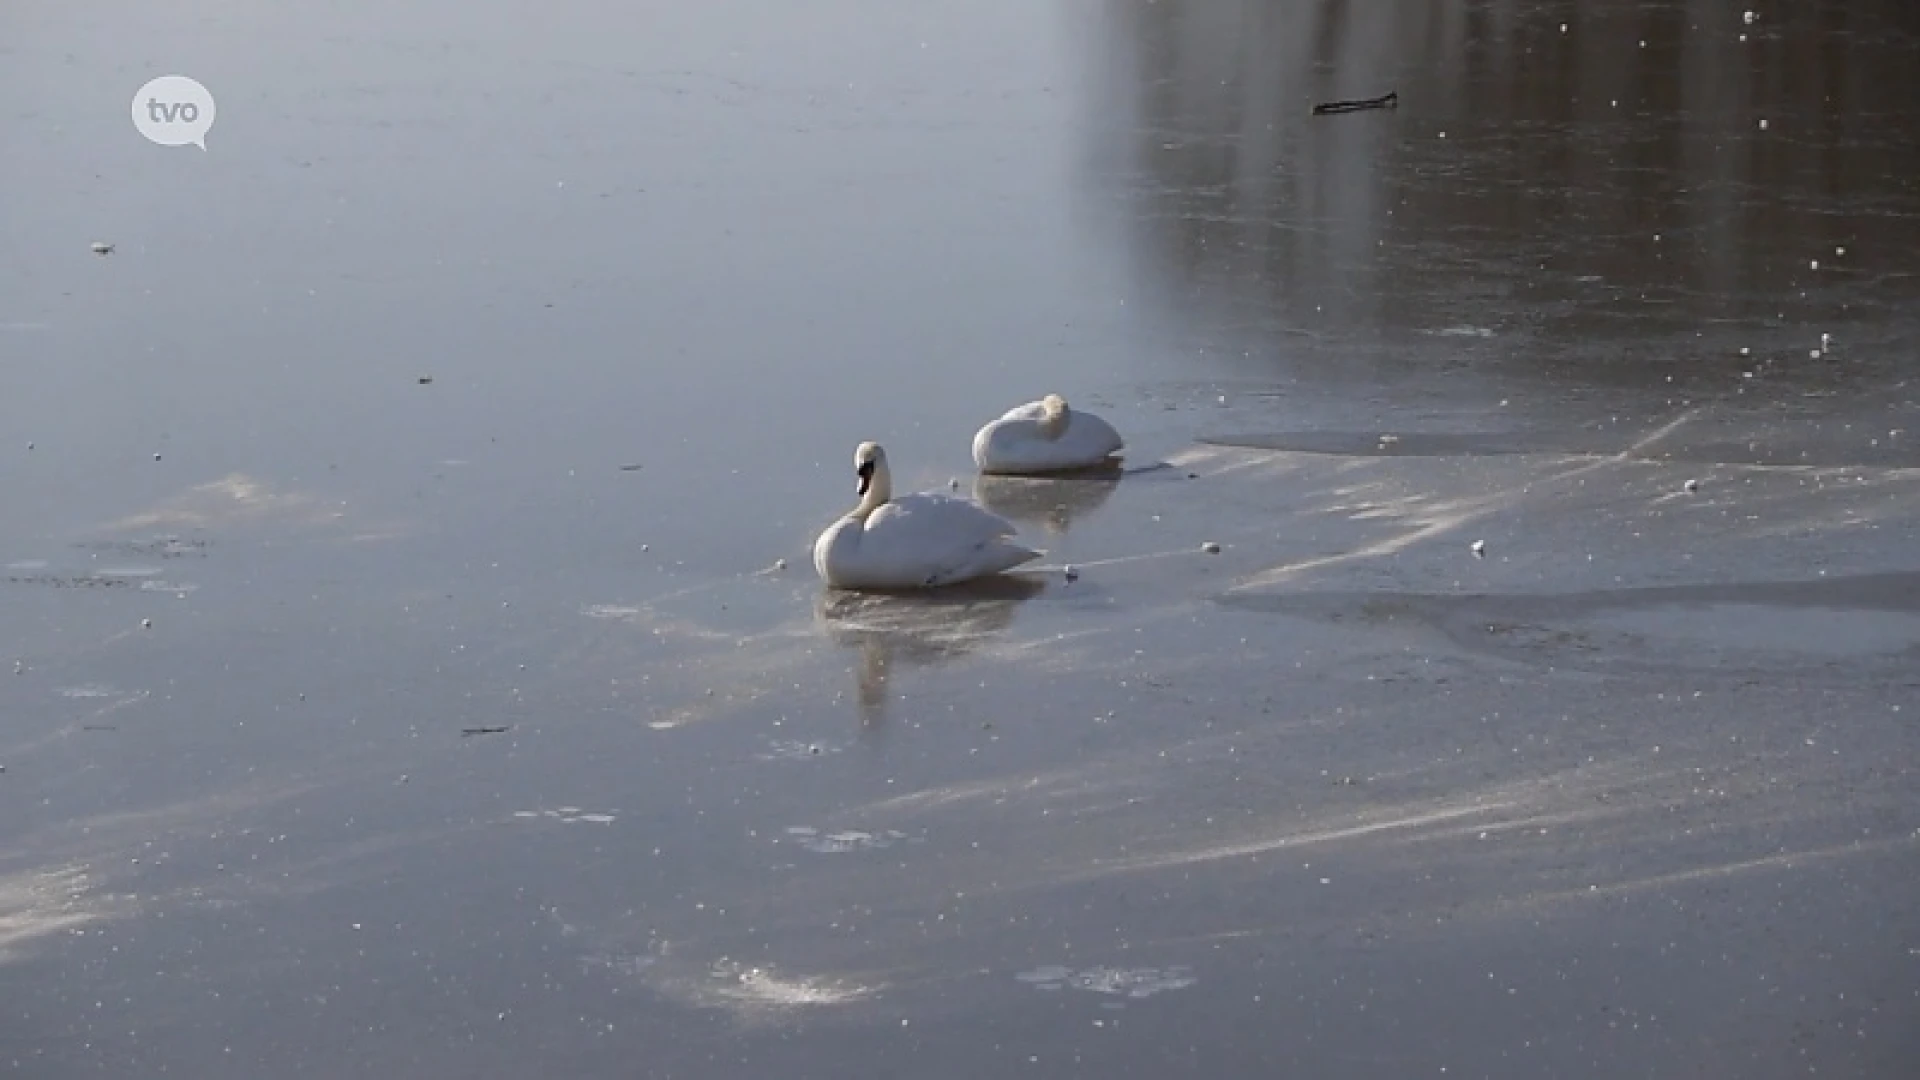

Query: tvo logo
left=131, top=75, right=217, bottom=150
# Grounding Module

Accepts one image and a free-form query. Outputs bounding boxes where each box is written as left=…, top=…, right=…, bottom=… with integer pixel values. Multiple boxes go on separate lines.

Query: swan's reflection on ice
left=970, top=466, right=1123, bottom=537
left=812, top=576, right=1046, bottom=729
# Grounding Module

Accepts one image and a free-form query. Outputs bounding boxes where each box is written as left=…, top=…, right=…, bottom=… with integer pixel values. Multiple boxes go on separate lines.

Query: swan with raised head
left=814, top=442, right=1043, bottom=590
left=971, top=394, right=1124, bottom=475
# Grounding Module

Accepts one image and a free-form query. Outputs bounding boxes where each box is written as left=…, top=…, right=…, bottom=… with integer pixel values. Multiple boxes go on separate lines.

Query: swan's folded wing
left=872, top=493, right=1020, bottom=539
left=1068, top=411, right=1126, bottom=454
left=999, top=400, right=1049, bottom=423
left=863, top=494, right=1030, bottom=582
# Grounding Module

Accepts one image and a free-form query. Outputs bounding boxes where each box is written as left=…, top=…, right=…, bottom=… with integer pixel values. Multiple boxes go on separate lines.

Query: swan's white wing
left=973, top=402, right=1044, bottom=469
left=975, top=402, right=1124, bottom=473
left=1062, top=410, right=1125, bottom=455
left=863, top=493, right=1037, bottom=586
left=974, top=402, right=1045, bottom=467
left=869, top=493, right=1018, bottom=542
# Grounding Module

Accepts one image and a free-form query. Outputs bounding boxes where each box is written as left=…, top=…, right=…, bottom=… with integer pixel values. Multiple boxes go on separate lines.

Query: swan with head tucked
left=814, top=442, right=1044, bottom=590
left=971, top=394, right=1124, bottom=475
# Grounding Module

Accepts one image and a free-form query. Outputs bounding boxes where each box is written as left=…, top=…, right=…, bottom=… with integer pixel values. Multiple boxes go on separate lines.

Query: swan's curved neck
left=853, top=460, right=893, bottom=518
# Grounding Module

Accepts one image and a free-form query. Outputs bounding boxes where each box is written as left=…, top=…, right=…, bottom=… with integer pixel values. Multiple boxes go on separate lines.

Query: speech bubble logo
left=131, top=75, right=217, bottom=150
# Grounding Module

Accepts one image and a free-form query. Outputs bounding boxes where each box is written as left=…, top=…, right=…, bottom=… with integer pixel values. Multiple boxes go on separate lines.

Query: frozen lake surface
left=3, top=1, right=1917, bottom=1076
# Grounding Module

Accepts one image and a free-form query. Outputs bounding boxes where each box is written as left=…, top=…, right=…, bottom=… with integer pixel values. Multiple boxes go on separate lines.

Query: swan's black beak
left=856, top=460, right=874, bottom=496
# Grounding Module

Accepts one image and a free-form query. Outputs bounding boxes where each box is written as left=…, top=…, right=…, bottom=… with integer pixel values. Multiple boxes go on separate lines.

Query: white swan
left=814, top=442, right=1043, bottom=590
left=971, top=394, right=1124, bottom=475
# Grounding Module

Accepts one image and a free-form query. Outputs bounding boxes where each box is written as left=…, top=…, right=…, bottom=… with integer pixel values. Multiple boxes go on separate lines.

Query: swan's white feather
left=972, top=396, right=1124, bottom=475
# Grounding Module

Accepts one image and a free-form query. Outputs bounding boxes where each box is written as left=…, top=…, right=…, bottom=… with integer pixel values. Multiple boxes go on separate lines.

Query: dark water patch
left=1200, top=429, right=1920, bottom=468
left=1093, top=0, right=1920, bottom=397
left=1218, top=571, right=1920, bottom=684
left=71, top=536, right=210, bottom=560
left=1201, top=431, right=1565, bottom=458
left=3, top=573, right=140, bottom=590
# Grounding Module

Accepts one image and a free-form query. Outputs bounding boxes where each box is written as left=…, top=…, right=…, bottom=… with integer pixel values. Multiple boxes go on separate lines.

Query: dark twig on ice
left=462, top=725, right=512, bottom=737
left=1313, top=91, right=1398, bottom=116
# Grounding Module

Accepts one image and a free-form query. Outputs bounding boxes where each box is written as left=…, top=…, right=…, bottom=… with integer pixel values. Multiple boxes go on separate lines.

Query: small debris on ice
left=1684, top=478, right=1700, bottom=492
left=1470, top=539, right=1486, bottom=557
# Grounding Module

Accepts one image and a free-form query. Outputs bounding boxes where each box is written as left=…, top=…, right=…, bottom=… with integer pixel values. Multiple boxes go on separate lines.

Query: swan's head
left=854, top=441, right=886, bottom=496
left=1037, top=394, right=1070, bottom=439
